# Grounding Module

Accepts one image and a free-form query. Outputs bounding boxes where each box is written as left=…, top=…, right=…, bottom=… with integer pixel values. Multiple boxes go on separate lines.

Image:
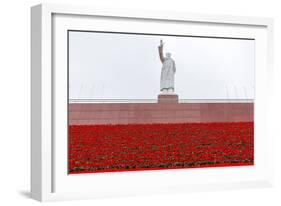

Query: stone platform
left=158, top=94, right=178, bottom=103
left=69, top=101, right=253, bottom=125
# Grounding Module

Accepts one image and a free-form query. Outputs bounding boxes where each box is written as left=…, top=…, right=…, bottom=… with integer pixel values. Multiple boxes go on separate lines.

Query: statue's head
left=166, top=52, right=171, bottom=58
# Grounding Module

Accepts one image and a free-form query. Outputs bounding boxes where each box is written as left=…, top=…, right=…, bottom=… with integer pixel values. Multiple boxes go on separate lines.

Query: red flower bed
left=68, top=122, right=254, bottom=174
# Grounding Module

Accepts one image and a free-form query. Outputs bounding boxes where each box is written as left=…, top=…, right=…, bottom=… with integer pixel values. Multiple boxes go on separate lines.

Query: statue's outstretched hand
left=160, top=39, right=164, bottom=47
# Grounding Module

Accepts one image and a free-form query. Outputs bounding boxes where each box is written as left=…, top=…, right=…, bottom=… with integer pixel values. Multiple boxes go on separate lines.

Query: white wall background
left=0, top=0, right=280, bottom=206
left=69, top=31, right=254, bottom=100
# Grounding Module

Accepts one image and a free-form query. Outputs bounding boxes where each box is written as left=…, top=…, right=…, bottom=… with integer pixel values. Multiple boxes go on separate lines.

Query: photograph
left=67, top=30, right=254, bottom=174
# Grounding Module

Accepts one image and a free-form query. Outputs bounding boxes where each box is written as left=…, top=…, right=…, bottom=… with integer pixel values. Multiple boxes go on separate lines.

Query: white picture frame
left=31, top=3, right=274, bottom=202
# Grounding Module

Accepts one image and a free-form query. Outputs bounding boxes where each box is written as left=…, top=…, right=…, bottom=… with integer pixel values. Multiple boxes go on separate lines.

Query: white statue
left=158, top=40, right=176, bottom=94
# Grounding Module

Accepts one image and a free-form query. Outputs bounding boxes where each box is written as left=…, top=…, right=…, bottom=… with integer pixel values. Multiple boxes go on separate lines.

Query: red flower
left=68, top=122, right=254, bottom=174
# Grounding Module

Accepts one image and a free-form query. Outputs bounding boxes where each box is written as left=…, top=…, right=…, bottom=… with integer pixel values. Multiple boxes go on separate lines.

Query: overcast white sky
left=69, top=31, right=255, bottom=100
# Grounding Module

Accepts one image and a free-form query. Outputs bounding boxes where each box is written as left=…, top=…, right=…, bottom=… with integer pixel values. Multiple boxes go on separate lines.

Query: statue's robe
left=158, top=45, right=176, bottom=91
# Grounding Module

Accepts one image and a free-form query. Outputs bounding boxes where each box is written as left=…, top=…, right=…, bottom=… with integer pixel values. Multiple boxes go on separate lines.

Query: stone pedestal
left=69, top=102, right=254, bottom=125
left=157, top=94, right=179, bottom=103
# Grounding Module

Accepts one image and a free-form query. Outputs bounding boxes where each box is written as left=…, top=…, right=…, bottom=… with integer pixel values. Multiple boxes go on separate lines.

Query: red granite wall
left=69, top=102, right=253, bottom=125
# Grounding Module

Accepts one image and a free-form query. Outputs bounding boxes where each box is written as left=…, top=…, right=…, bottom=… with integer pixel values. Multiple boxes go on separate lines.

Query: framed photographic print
left=31, top=3, right=274, bottom=201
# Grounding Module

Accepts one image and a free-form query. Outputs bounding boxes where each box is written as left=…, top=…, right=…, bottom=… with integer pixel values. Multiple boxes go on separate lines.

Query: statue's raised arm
left=158, top=40, right=165, bottom=63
